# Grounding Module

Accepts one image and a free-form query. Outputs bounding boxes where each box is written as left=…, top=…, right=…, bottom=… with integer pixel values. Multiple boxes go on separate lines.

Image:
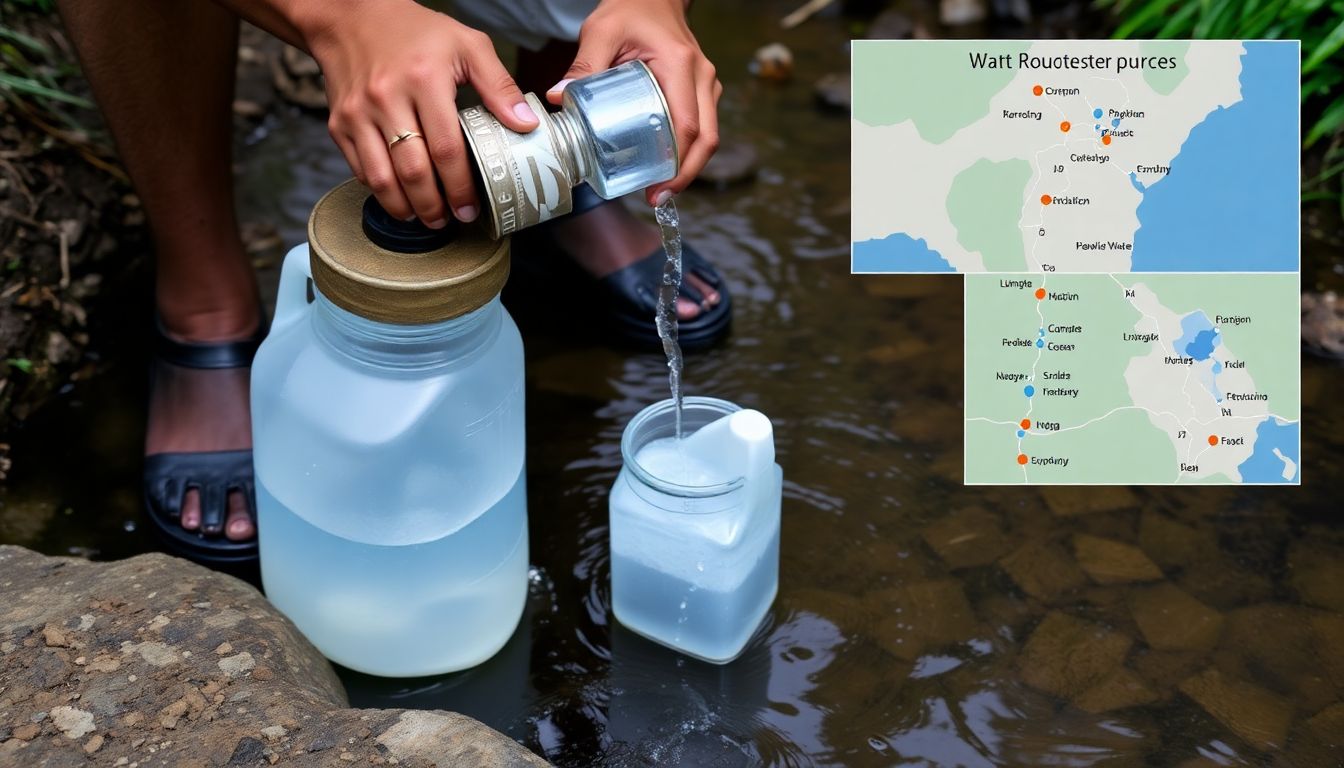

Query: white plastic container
left=609, top=397, right=782, bottom=663
left=251, top=180, right=527, bottom=677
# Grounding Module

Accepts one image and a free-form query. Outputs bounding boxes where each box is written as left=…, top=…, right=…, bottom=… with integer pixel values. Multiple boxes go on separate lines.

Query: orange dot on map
left=1034, top=288, right=1046, bottom=300
left=1102, top=134, right=1112, bottom=146
left=1033, top=85, right=1043, bottom=96
left=1040, top=194, right=1052, bottom=205
left=1020, top=418, right=1031, bottom=429
left=1017, top=454, right=1029, bottom=465
left=1060, top=121, right=1071, bottom=132
left=1207, top=434, right=1219, bottom=446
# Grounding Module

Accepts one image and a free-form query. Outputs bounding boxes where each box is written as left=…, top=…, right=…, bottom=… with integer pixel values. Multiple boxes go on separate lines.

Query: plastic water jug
left=609, top=397, right=782, bottom=663
left=251, top=179, right=527, bottom=677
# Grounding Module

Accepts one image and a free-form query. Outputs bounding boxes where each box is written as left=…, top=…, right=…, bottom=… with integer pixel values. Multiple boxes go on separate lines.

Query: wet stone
left=920, top=507, right=1009, bottom=569
left=1179, top=668, right=1293, bottom=752
left=1137, top=511, right=1219, bottom=570
left=750, top=43, right=793, bottom=81
left=866, top=8, right=915, bottom=38
left=1288, top=540, right=1344, bottom=612
left=1130, top=648, right=1206, bottom=697
left=1073, top=534, right=1163, bottom=585
left=868, top=580, right=977, bottom=661
left=813, top=73, right=851, bottom=112
left=0, top=546, right=551, bottom=767
left=1041, top=486, right=1139, bottom=517
left=1129, top=583, right=1223, bottom=651
left=1215, top=603, right=1322, bottom=708
left=694, top=137, right=759, bottom=188
left=999, top=540, right=1087, bottom=603
left=1018, top=611, right=1132, bottom=699
left=1072, top=667, right=1160, bottom=714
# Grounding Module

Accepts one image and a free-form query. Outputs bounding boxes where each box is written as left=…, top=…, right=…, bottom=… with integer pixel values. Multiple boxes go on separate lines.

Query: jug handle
left=273, top=244, right=313, bottom=332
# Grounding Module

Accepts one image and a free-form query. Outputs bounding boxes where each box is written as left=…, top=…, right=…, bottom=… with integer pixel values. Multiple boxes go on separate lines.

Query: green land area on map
left=964, top=274, right=1300, bottom=485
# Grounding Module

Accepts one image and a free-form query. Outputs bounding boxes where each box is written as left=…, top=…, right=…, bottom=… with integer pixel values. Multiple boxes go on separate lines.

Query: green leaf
left=6, top=358, right=33, bottom=374
left=1303, top=15, right=1344, bottom=72
left=1306, top=97, right=1344, bottom=147
left=0, top=71, right=93, bottom=108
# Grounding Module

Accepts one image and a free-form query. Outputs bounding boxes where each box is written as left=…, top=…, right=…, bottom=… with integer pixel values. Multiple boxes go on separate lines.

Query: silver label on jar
left=459, top=93, right=573, bottom=240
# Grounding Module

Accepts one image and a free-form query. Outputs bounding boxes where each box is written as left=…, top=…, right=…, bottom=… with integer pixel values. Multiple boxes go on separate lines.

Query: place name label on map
left=999, top=278, right=1038, bottom=289
left=995, top=371, right=1030, bottom=380
left=1043, top=387, right=1080, bottom=398
left=1003, top=110, right=1043, bottom=120
left=1227, top=392, right=1269, bottom=401
left=1030, top=456, right=1070, bottom=467
left=1048, top=196, right=1091, bottom=205
left=1215, top=314, right=1252, bottom=326
left=1136, top=164, right=1171, bottom=175
left=1077, top=240, right=1133, bottom=251
left=1072, top=153, right=1110, bottom=164
left=1123, top=331, right=1158, bottom=342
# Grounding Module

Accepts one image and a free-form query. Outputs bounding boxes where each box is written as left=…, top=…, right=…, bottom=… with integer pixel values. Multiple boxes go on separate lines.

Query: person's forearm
left=205, top=0, right=396, bottom=52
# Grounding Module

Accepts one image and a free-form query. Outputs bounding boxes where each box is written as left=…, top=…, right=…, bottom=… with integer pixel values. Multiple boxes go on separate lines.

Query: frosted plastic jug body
left=252, top=244, right=527, bottom=677
left=609, top=397, right=782, bottom=664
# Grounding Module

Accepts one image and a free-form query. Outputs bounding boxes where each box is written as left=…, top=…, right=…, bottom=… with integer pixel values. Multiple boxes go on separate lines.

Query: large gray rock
left=0, top=546, right=549, bottom=767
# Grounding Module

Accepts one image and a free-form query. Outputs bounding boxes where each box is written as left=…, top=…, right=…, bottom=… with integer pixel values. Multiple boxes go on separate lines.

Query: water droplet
left=123, top=520, right=137, bottom=533
left=678, top=599, right=688, bottom=610
left=695, top=561, right=705, bottom=572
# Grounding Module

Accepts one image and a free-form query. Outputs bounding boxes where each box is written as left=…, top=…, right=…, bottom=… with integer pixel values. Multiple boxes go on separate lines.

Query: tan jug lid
left=308, top=179, right=510, bottom=324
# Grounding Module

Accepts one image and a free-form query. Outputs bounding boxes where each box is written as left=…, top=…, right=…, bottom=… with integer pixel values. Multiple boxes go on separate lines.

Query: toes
left=676, top=297, right=703, bottom=320
left=181, top=489, right=202, bottom=531
left=224, top=491, right=255, bottom=542
left=686, top=274, right=720, bottom=308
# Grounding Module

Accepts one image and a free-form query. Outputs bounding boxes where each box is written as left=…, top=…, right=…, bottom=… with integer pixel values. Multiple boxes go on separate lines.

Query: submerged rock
left=0, top=545, right=549, bottom=767
left=1129, top=583, right=1223, bottom=652
left=868, top=580, right=977, bottom=661
left=1178, top=668, right=1293, bottom=751
left=694, top=137, right=759, bottom=188
left=1018, top=611, right=1132, bottom=698
left=1072, top=667, right=1159, bottom=714
left=999, top=540, right=1087, bottom=603
left=813, top=73, right=851, bottom=113
left=920, top=507, right=1009, bottom=569
left=750, top=43, right=793, bottom=82
left=1073, top=534, right=1163, bottom=585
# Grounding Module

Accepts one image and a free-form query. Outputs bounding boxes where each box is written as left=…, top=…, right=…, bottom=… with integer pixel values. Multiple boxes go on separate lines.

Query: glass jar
left=609, top=397, right=782, bottom=664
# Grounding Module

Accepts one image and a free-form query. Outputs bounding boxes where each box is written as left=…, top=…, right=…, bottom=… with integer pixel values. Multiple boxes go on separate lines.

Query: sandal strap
left=144, top=449, right=256, bottom=541
left=154, top=312, right=270, bottom=370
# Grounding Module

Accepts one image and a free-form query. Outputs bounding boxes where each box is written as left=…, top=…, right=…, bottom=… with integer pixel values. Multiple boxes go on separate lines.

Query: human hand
left=302, top=0, right=539, bottom=227
left=546, top=0, right=720, bottom=206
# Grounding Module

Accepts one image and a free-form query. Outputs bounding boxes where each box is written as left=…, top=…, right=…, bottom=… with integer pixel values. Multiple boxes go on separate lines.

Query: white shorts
left=427, top=0, right=599, bottom=50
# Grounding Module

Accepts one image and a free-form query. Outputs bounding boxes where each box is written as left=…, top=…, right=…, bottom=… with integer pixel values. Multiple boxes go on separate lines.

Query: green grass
left=1098, top=0, right=1344, bottom=213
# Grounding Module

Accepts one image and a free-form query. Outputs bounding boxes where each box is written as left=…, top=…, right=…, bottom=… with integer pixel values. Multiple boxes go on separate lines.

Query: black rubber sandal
left=511, top=184, right=732, bottom=352
left=143, top=317, right=267, bottom=567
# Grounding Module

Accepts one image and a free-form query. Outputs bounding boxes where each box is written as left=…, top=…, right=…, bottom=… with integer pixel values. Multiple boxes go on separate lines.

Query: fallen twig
left=781, top=0, right=838, bottom=29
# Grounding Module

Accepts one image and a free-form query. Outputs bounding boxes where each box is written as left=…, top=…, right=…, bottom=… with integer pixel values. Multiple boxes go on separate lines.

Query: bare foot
left=146, top=310, right=259, bottom=541
left=547, top=201, right=721, bottom=321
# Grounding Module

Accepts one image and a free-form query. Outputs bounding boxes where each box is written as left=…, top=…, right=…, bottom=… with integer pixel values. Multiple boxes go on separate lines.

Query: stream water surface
left=3, top=4, right=1344, bottom=767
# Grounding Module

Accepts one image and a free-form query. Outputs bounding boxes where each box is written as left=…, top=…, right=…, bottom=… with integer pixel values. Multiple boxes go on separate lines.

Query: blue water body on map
left=1212, top=360, right=1223, bottom=374
left=1130, top=42, right=1298, bottom=271
left=1173, top=312, right=1220, bottom=359
left=1238, top=418, right=1300, bottom=483
left=852, top=233, right=955, bottom=273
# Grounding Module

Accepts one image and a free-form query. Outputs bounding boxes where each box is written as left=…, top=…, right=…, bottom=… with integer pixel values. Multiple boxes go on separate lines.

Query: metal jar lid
left=307, top=179, right=510, bottom=324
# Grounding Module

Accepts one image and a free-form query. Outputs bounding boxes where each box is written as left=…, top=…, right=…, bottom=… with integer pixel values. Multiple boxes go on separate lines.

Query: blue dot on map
left=1111, top=118, right=1120, bottom=127
left=1039, top=328, right=1045, bottom=336
left=1024, top=385, right=1035, bottom=397
left=1017, top=429, right=1026, bottom=438
left=1093, top=107, right=1104, bottom=119
left=1036, top=338, right=1044, bottom=348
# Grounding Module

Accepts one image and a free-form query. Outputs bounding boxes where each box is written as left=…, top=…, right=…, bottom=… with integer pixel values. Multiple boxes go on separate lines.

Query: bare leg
left=60, top=0, right=257, bottom=540
left=516, top=42, right=720, bottom=320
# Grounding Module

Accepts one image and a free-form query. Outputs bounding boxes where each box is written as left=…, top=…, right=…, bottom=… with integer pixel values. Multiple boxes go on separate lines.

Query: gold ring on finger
left=387, top=130, right=423, bottom=150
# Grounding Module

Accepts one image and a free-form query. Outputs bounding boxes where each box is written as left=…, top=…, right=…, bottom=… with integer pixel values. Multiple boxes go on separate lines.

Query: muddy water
left=3, top=4, right=1344, bottom=767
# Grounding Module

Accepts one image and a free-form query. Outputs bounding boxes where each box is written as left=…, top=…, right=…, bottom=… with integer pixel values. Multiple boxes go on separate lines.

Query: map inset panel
left=851, top=40, right=1299, bottom=273
left=964, top=274, right=1300, bottom=484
